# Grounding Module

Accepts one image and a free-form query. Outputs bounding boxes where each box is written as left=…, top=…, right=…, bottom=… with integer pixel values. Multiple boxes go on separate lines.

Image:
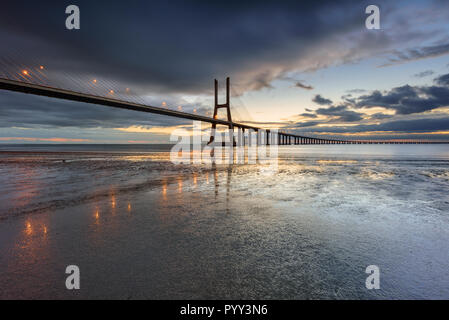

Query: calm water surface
left=0, top=144, right=449, bottom=299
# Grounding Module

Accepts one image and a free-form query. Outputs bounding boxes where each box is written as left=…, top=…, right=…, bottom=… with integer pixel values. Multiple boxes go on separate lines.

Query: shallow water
left=0, top=144, right=449, bottom=299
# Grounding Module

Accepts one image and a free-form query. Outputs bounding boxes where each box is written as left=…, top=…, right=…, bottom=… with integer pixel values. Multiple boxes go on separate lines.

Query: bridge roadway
left=0, top=78, right=446, bottom=145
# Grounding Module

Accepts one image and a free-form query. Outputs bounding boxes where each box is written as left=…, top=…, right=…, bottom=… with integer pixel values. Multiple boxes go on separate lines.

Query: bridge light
left=39, top=66, right=44, bottom=70
left=162, top=102, right=167, bottom=107
left=178, top=106, right=182, bottom=111
left=109, top=90, right=114, bottom=94
left=126, top=88, right=130, bottom=92
left=193, top=109, right=197, bottom=113
left=92, top=79, right=97, bottom=84
left=22, top=70, right=29, bottom=76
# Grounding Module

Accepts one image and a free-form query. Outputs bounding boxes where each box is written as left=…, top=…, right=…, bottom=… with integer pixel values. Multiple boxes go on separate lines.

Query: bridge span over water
left=0, top=77, right=445, bottom=145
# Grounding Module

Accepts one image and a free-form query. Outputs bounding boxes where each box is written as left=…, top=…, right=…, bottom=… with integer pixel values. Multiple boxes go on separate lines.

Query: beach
left=1, top=144, right=449, bottom=299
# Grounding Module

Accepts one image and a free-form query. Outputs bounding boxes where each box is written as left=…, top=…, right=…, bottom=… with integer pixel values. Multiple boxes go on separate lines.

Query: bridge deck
left=0, top=78, right=260, bottom=130
left=0, top=78, right=447, bottom=144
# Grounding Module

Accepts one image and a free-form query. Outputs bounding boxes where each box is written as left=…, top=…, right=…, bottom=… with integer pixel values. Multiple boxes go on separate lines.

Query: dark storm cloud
left=0, top=0, right=386, bottom=95
left=354, top=73, right=449, bottom=114
left=1, top=0, right=395, bottom=130
left=1, top=0, right=448, bottom=136
left=312, top=94, right=333, bottom=106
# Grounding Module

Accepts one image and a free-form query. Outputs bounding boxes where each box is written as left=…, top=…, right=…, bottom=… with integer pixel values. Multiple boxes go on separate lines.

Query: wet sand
left=1, top=145, right=449, bottom=299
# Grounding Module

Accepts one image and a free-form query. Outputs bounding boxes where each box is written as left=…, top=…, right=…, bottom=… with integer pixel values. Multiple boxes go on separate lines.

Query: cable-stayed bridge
left=0, top=62, right=446, bottom=145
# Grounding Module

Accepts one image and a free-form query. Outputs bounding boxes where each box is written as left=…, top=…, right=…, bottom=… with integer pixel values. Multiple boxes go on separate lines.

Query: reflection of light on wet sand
left=111, top=195, right=116, bottom=209
left=23, top=218, right=50, bottom=238
left=178, top=179, right=183, bottom=193
left=193, top=174, right=197, bottom=186
left=127, top=203, right=132, bottom=211
left=206, top=173, right=209, bottom=184
left=94, top=209, right=100, bottom=225
left=25, top=221, right=32, bottom=235
left=162, top=183, right=167, bottom=200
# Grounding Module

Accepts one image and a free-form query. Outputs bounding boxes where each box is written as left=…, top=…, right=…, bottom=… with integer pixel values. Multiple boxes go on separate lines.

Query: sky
left=1, top=0, right=449, bottom=143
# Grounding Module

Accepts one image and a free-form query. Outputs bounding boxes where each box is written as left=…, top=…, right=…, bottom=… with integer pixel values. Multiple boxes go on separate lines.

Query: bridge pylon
left=207, top=77, right=235, bottom=146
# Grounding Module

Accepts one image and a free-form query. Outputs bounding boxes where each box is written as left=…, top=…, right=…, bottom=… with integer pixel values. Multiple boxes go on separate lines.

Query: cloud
left=295, top=121, right=321, bottom=128
left=1, top=0, right=449, bottom=141
left=352, top=73, right=449, bottom=114
left=0, top=90, right=193, bottom=129
left=369, top=112, right=393, bottom=120
left=0, top=0, right=403, bottom=96
left=381, top=42, right=449, bottom=67
left=356, top=86, right=449, bottom=114
left=435, top=73, right=449, bottom=86
left=294, top=104, right=364, bottom=129
left=346, top=89, right=367, bottom=94
left=295, top=81, right=313, bottom=90
left=292, top=71, right=449, bottom=135
left=312, top=94, right=333, bottom=105
left=414, top=70, right=435, bottom=78
left=298, top=112, right=317, bottom=118
left=315, top=104, right=364, bottom=122
left=291, top=117, right=449, bottom=134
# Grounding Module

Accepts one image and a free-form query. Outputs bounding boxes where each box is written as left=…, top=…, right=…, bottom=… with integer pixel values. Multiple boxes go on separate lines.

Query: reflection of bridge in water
left=0, top=74, right=446, bottom=144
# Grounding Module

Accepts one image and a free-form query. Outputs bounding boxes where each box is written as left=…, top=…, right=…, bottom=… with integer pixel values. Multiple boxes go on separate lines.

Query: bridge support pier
left=208, top=77, right=235, bottom=146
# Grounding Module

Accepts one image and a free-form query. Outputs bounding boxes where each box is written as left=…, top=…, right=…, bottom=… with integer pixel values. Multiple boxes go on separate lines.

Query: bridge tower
left=208, top=77, right=234, bottom=145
